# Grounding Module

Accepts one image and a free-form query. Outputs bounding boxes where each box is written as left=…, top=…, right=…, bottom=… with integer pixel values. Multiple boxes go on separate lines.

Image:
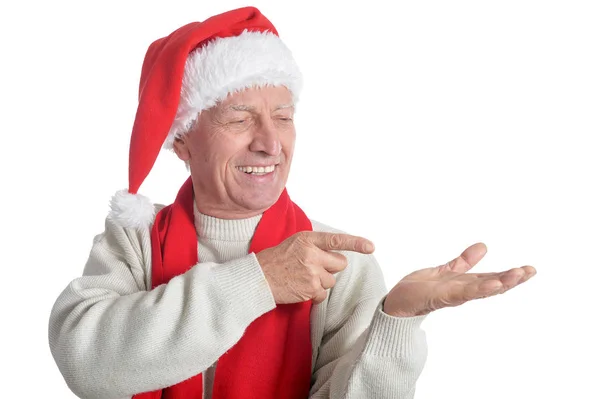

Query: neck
left=196, top=205, right=264, bottom=220
left=193, top=193, right=267, bottom=220
left=193, top=201, right=263, bottom=241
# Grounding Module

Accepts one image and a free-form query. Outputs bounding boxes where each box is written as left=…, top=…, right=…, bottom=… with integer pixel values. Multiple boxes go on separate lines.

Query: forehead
left=217, top=85, right=293, bottom=109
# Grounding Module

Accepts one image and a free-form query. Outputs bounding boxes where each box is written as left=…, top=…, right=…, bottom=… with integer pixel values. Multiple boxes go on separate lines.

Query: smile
left=235, top=164, right=277, bottom=175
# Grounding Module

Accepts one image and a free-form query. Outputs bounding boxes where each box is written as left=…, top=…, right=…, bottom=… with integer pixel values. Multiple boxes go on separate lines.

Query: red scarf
left=133, top=177, right=313, bottom=399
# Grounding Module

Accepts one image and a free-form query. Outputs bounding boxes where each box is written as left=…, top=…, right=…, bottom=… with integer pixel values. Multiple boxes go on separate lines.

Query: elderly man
left=48, top=7, right=536, bottom=399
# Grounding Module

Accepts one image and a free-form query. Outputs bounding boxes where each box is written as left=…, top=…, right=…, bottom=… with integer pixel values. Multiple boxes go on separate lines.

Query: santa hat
left=108, top=7, right=303, bottom=229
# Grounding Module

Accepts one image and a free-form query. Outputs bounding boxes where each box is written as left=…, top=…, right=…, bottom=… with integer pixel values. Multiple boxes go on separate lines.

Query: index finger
left=303, top=231, right=375, bottom=254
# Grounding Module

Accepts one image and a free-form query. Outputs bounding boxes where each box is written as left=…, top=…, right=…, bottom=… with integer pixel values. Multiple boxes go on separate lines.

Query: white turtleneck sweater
left=48, top=204, right=428, bottom=399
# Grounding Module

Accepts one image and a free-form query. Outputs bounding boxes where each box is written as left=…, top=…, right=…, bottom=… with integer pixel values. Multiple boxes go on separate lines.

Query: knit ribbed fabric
left=48, top=204, right=428, bottom=399
left=194, top=202, right=263, bottom=243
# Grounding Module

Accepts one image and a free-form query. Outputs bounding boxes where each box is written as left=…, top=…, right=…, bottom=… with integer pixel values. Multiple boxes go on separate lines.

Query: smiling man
left=173, top=87, right=296, bottom=219
left=48, top=7, right=536, bottom=399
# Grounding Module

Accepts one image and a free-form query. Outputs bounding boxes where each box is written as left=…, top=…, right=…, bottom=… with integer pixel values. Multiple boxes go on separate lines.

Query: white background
left=0, top=0, right=598, bottom=398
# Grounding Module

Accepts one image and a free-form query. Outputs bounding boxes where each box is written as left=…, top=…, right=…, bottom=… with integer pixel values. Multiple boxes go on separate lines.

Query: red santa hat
left=108, top=7, right=302, bottom=229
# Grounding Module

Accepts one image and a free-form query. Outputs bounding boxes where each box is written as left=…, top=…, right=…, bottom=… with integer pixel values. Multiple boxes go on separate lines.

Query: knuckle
left=324, top=274, right=336, bottom=289
left=302, top=249, right=317, bottom=265
left=311, top=276, right=322, bottom=291
left=328, top=234, right=343, bottom=249
left=339, top=255, right=349, bottom=269
left=307, top=267, right=320, bottom=279
left=294, top=231, right=310, bottom=246
left=331, top=257, right=347, bottom=274
left=294, top=245, right=315, bottom=265
left=313, top=289, right=327, bottom=303
left=295, top=231, right=308, bottom=239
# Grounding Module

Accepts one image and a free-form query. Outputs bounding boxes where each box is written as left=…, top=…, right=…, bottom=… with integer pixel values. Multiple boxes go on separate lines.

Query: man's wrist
left=382, top=296, right=425, bottom=318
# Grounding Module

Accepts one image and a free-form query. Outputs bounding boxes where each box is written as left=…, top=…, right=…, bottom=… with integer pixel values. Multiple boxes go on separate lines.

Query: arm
left=309, top=251, right=428, bottom=399
left=310, top=237, right=536, bottom=398
left=48, top=216, right=276, bottom=399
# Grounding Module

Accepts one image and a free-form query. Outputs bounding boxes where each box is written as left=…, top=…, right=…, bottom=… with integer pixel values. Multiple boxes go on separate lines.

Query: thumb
left=441, top=242, right=488, bottom=274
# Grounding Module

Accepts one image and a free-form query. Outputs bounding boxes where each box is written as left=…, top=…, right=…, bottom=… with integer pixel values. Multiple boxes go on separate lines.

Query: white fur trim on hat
left=164, top=29, right=303, bottom=150
left=109, top=189, right=156, bottom=229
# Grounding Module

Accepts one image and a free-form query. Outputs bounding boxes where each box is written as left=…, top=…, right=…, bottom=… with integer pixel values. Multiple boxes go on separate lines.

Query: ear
left=172, top=135, right=191, bottom=162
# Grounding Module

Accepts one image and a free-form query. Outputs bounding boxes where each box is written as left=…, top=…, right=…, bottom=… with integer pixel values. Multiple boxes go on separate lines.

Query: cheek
left=282, top=130, right=296, bottom=158
left=189, top=132, right=235, bottom=164
left=204, top=137, right=250, bottom=173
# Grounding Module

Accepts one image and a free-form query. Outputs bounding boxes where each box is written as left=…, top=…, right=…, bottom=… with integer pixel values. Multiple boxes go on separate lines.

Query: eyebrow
left=275, top=104, right=295, bottom=111
left=228, top=104, right=254, bottom=112
left=227, top=103, right=295, bottom=112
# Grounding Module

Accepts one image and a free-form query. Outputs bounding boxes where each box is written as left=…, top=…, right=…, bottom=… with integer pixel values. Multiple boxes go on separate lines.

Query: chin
left=242, top=186, right=284, bottom=212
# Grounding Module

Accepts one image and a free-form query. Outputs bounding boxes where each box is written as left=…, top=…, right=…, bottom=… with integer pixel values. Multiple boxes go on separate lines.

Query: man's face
left=173, top=85, right=296, bottom=218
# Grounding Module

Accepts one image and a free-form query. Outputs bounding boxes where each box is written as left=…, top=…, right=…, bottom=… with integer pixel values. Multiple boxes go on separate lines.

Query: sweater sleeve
left=48, top=216, right=276, bottom=399
left=309, top=251, right=428, bottom=399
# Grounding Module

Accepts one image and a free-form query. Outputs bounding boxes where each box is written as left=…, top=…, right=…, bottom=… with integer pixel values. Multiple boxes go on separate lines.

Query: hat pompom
left=109, top=189, right=156, bottom=229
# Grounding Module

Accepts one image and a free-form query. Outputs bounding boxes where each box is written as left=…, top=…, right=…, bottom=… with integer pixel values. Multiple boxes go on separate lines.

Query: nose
left=249, top=120, right=281, bottom=156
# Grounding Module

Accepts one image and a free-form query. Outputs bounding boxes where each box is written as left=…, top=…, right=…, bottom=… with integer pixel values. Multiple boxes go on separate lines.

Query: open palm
left=383, top=243, right=537, bottom=317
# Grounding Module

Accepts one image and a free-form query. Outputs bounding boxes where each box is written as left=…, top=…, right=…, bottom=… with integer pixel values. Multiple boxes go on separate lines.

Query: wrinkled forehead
left=211, top=86, right=296, bottom=113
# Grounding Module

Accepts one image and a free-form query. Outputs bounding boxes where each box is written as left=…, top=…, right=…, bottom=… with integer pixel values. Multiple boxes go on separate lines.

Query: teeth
left=236, top=165, right=276, bottom=174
